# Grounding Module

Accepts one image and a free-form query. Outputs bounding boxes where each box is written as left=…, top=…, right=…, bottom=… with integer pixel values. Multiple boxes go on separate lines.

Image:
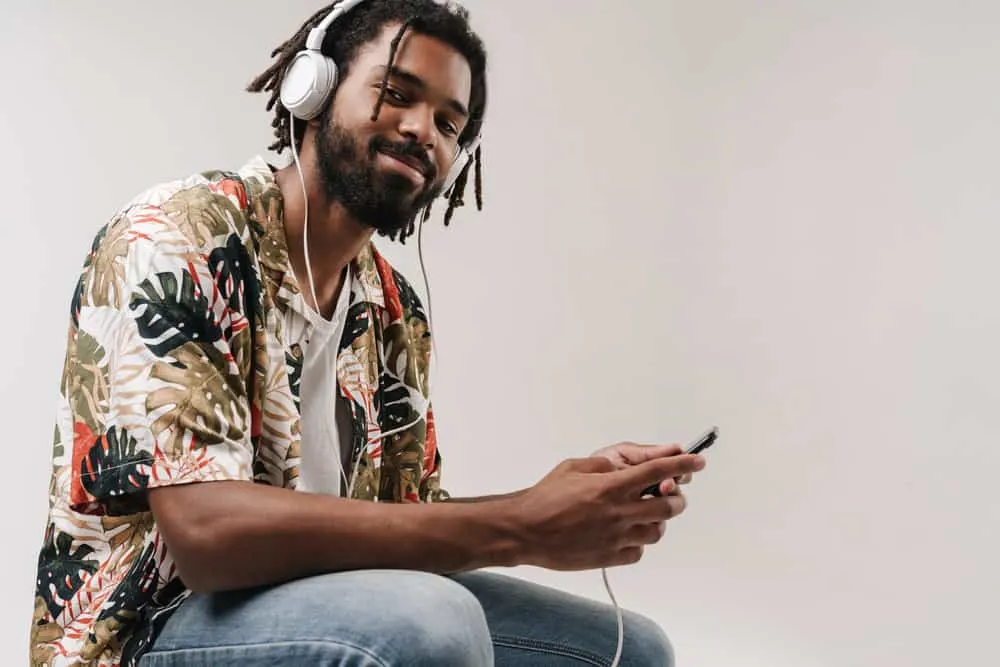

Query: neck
left=275, top=143, right=373, bottom=317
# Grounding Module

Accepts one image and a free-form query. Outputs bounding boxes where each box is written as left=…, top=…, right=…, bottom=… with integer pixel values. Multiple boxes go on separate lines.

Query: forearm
left=150, top=480, right=526, bottom=594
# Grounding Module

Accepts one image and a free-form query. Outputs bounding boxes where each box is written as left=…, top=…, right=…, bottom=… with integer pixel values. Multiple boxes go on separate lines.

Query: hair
left=247, top=0, right=488, bottom=239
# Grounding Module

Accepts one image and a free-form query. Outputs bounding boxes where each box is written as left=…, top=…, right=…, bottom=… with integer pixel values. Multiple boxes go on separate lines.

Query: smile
left=377, top=151, right=427, bottom=185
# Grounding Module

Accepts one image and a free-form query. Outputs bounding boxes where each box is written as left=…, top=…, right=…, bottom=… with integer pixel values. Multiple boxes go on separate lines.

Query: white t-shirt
left=284, top=271, right=355, bottom=496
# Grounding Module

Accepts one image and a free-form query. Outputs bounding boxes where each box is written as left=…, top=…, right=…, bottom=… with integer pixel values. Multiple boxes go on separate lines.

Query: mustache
left=369, top=136, right=437, bottom=181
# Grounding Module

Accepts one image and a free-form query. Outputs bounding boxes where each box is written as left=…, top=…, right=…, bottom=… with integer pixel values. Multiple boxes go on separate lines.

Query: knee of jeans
left=386, top=572, right=493, bottom=666
left=624, top=611, right=675, bottom=667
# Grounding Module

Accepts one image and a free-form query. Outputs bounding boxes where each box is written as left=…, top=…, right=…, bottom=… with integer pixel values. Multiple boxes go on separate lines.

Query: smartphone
left=641, top=427, right=718, bottom=497
left=685, top=427, right=719, bottom=455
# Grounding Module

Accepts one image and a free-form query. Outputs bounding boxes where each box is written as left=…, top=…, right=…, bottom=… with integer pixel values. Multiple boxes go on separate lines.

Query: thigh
left=450, top=571, right=674, bottom=667
left=140, top=570, right=493, bottom=667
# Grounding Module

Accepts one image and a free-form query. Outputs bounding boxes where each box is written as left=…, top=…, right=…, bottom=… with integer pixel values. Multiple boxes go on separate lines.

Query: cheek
left=329, top=103, right=379, bottom=144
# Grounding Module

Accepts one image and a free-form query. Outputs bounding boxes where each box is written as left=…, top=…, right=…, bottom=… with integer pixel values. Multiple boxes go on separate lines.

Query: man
left=30, top=1, right=705, bottom=665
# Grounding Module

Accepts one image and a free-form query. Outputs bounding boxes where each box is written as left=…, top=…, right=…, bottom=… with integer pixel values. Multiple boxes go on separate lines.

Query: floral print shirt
left=30, top=156, right=445, bottom=666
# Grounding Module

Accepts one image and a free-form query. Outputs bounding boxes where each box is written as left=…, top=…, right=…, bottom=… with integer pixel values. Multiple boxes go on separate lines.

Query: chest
left=246, top=282, right=430, bottom=503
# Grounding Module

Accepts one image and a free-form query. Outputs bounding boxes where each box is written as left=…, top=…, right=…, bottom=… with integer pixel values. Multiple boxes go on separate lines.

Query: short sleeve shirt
left=30, top=157, right=445, bottom=667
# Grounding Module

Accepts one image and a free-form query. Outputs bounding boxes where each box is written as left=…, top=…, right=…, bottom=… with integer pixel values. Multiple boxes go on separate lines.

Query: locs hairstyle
left=247, top=0, right=488, bottom=241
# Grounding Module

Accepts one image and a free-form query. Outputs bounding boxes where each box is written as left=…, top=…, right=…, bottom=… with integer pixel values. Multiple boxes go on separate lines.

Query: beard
left=314, top=116, right=442, bottom=237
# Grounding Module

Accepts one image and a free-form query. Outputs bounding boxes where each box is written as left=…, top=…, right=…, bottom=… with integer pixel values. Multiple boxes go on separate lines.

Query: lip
left=377, top=150, right=427, bottom=185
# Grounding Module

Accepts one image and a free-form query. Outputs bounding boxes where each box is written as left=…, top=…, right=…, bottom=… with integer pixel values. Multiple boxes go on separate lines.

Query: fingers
left=611, top=443, right=684, bottom=465
left=612, top=454, right=705, bottom=495
left=623, top=521, right=667, bottom=547
left=611, top=546, right=645, bottom=567
left=632, top=493, right=688, bottom=523
left=610, top=512, right=678, bottom=567
left=676, top=473, right=694, bottom=485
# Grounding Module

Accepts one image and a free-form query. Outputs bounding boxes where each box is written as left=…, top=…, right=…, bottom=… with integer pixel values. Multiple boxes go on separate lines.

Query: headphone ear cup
left=441, top=148, right=470, bottom=197
left=280, top=50, right=339, bottom=121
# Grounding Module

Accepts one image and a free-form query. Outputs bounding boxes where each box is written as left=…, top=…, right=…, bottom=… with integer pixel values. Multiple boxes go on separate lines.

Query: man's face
left=314, top=23, right=473, bottom=235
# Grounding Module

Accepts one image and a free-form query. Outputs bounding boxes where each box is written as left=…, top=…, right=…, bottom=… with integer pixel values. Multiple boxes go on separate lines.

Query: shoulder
left=79, top=165, right=261, bottom=309
left=119, top=166, right=254, bottom=250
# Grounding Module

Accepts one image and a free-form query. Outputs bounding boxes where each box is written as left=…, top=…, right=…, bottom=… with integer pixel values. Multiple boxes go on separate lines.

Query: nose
left=398, top=104, right=437, bottom=150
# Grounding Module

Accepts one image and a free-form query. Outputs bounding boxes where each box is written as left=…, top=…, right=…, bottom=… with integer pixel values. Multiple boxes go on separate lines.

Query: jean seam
left=491, top=633, right=610, bottom=667
left=142, top=638, right=389, bottom=666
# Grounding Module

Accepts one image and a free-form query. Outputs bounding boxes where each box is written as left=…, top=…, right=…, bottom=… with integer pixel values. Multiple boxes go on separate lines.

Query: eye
left=437, top=116, right=460, bottom=137
left=384, top=87, right=408, bottom=104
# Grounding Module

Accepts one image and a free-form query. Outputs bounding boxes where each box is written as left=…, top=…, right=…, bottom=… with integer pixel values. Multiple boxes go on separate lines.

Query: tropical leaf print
left=285, top=344, right=303, bottom=409
left=64, top=330, right=111, bottom=435
left=36, top=523, right=99, bottom=618
left=87, top=214, right=133, bottom=310
left=208, top=233, right=262, bottom=381
left=130, top=270, right=222, bottom=359
left=80, top=542, right=158, bottom=662
left=378, top=378, right=419, bottom=432
left=159, top=185, right=244, bottom=248
left=79, top=426, right=153, bottom=504
left=70, top=275, right=85, bottom=330
left=109, top=333, right=161, bottom=433
left=30, top=596, right=63, bottom=667
left=71, top=222, right=110, bottom=325
left=391, top=266, right=428, bottom=323
left=207, top=233, right=258, bottom=315
left=146, top=343, right=246, bottom=455
left=119, top=579, right=190, bottom=666
left=342, top=302, right=371, bottom=349
left=383, top=319, right=431, bottom=394
left=98, top=543, right=157, bottom=623
left=103, top=512, right=155, bottom=554
left=262, top=359, right=298, bottom=442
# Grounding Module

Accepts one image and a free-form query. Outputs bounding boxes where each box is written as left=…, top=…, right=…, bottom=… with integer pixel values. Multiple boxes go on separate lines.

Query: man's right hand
left=509, top=453, right=706, bottom=571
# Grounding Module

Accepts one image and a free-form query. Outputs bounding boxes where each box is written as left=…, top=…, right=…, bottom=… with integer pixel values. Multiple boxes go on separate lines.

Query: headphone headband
left=306, top=0, right=370, bottom=51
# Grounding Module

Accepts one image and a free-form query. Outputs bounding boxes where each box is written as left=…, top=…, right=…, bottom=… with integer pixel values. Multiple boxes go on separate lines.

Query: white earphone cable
left=289, top=116, right=322, bottom=318
left=602, top=567, right=625, bottom=667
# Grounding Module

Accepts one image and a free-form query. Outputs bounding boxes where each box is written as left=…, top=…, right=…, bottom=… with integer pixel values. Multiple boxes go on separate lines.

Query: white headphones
left=279, top=0, right=482, bottom=195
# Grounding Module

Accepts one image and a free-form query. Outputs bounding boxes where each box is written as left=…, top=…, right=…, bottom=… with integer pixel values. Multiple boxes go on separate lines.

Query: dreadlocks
left=371, top=17, right=416, bottom=124
left=247, top=0, right=488, bottom=241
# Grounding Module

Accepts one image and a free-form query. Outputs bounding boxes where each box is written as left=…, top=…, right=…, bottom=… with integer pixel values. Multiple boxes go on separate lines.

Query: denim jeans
left=138, top=570, right=674, bottom=666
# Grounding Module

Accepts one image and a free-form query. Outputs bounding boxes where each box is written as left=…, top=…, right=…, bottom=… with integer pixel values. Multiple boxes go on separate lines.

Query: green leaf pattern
left=31, top=157, right=441, bottom=666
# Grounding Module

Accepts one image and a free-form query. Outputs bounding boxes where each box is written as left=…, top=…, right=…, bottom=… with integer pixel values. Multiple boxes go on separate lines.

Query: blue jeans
left=139, top=570, right=673, bottom=666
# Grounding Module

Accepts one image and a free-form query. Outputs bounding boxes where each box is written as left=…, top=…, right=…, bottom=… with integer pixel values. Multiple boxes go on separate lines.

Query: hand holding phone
left=641, top=427, right=718, bottom=497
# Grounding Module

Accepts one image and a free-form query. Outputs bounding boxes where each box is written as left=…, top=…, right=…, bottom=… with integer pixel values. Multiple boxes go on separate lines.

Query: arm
left=149, top=481, right=524, bottom=593
left=86, top=197, right=704, bottom=593
left=152, top=454, right=705, bottom=593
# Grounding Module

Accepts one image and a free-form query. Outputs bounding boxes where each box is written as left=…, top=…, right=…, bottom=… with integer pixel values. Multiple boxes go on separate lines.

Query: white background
left=2, top=1, right=998, bottom=665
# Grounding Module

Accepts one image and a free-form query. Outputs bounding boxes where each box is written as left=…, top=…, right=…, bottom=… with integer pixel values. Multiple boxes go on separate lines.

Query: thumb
left=613, top=443, right=684, bottom=465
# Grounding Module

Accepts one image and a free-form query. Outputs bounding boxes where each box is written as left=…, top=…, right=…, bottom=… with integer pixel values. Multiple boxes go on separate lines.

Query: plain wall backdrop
left=2, top=1, right=998, bottom=665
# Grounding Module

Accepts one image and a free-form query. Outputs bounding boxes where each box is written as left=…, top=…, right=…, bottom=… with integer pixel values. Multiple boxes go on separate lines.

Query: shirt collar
left=237, top=156, right=386, bottom=312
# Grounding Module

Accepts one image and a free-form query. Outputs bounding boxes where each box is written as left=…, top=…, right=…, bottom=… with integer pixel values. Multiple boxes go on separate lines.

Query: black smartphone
left=641, top=427, right=718, bottom=497
left=685, top=426, right=719, bottom=455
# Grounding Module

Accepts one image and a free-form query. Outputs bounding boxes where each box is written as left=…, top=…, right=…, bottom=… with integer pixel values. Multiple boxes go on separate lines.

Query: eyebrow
left=380, top=66, right=470, bottom=119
